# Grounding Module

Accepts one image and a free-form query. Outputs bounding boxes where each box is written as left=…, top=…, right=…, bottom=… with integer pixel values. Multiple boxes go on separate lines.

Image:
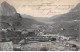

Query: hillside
left=21, top=17, right=44, bottom=29
left=50, top=3, right=80, bottom=22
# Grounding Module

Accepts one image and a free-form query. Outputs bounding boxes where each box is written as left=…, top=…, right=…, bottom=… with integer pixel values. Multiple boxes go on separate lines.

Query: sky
left=0, top=0, right=80, bottom=18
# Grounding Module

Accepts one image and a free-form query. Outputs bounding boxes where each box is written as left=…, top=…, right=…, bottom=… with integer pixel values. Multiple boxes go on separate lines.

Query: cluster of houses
left=0, top=28, right=80, bottom=51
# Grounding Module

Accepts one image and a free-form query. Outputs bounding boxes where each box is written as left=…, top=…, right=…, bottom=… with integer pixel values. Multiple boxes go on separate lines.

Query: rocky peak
left=0, top=1, right=17, bottom=16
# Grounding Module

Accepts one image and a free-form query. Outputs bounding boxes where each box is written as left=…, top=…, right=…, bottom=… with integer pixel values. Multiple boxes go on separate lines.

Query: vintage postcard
left=0, top=0, right=80, bottom=51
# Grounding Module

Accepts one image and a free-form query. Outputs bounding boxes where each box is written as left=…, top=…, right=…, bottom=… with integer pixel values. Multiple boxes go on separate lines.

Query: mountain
left=0, top=1, right=17, bottom=16
left=0, top=1, right=22, bottom=29
left=50, top=3, right=80, bottom=22
left=0, top=1, right=44, bottom=30
left=49, top=3, right=80, bottom=37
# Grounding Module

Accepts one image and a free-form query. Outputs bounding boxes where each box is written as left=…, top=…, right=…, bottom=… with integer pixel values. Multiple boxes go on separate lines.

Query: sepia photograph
left=0, top=0, right=80, bottom=51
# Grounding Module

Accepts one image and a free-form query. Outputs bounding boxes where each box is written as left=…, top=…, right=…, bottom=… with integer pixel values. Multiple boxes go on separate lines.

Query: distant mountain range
left=1, top=1, right=80, bottom=24
left=21, top=14, right=53, bottom=24
left=22, top=3, right=80, bottom=23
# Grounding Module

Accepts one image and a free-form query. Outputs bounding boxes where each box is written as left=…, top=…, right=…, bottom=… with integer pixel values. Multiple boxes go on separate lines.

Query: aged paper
left=0, top=0, right=80, bottom=51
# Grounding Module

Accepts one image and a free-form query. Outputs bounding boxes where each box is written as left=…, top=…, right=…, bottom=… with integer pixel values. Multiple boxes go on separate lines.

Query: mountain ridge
left=50, top=3, right=80, bottom=22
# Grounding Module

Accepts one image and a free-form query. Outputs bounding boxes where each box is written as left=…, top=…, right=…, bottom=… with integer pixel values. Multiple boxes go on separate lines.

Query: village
left=0, top=27, right=80, bottom=51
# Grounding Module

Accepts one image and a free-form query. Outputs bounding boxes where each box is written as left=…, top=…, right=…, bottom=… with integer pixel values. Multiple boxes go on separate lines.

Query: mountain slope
left=50, top=3, right=80, bottom=22
left=21, top=17, right=44, bottom=29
